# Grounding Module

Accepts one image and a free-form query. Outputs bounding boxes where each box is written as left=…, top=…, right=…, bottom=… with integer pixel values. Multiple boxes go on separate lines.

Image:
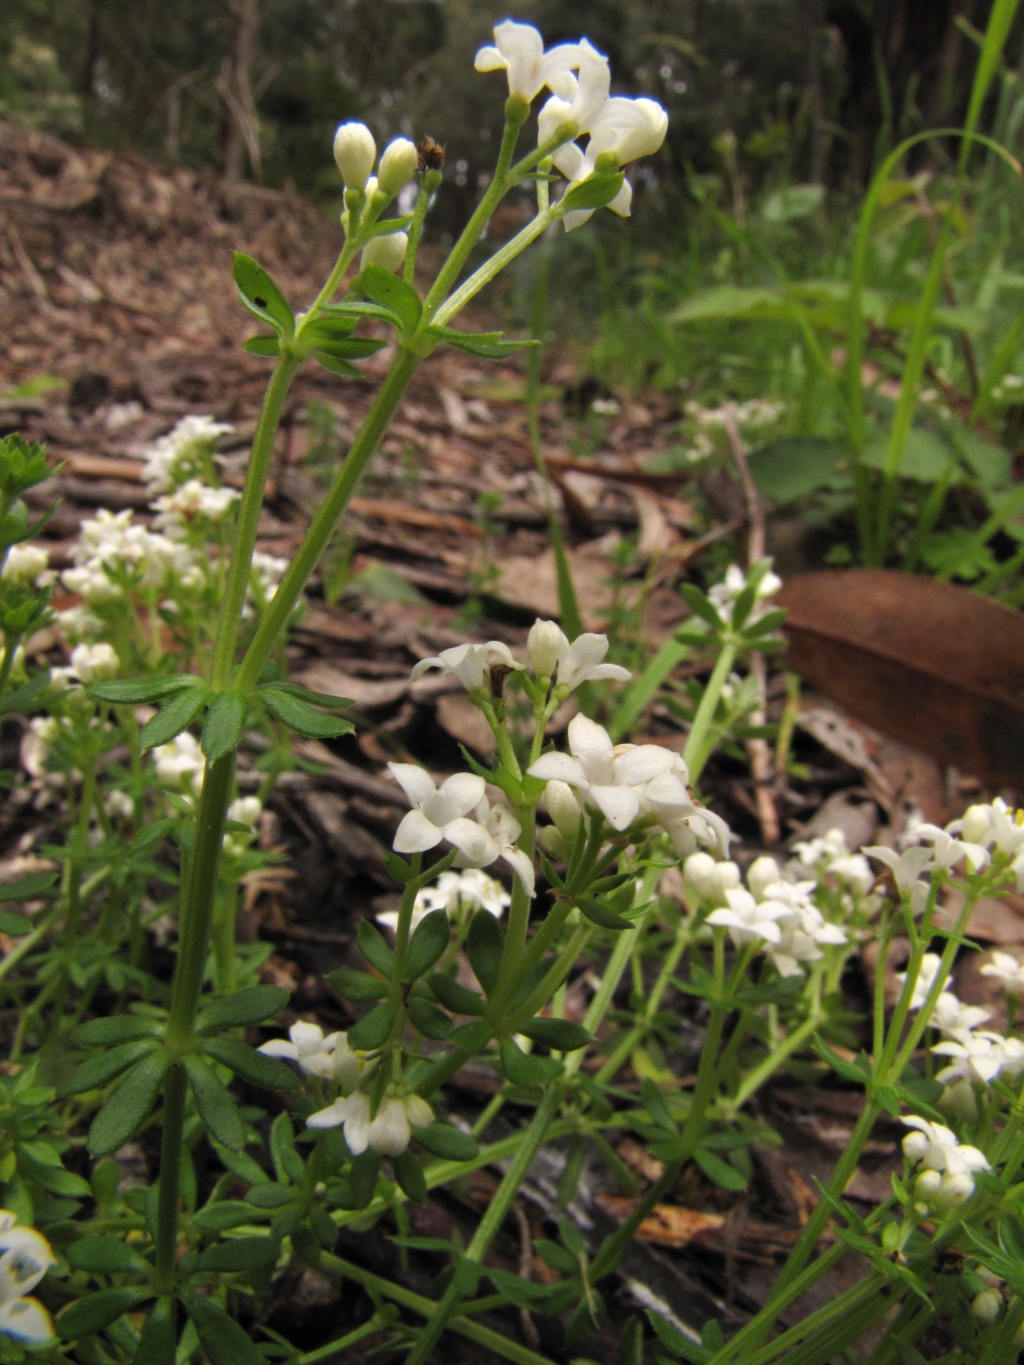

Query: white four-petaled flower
left=258, top=1022, right=369, bottom=1091
left=307, top=1091, right=433, bottom=1156
left=410, top=641, right=521, bottom=692
left=980, top=951, right=1024, bottom=993
left=474, top=20, right=582, bottom=104
left=388, top=764, right=486, bottom=855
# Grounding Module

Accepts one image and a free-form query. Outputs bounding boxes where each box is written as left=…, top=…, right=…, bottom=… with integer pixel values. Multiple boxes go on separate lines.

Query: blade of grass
left=960, top=0, right=1023, bottom=174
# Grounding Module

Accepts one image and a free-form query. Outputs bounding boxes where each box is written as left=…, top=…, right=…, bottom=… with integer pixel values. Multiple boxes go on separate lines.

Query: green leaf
left=0, top=671, right=54, bottom=716
left=813, top=1038, right=870, bottom=1085
left=383, top=851, right=412, bottom=884
left=363, top=213, right=414, bottom=239
left=407, top=998, right=454, bottom=1040
left=312, top=351, right=363, bottom=378
left=392, top=1149, right=427, bottom=1203
left=694, top=1148, right=748, bottom=1191
left=193, top=1201, right=259, bottom=1232
left=140, top=686, right=210, bottom=751
left=67, top=1236, right=150, bottom=1274
left=679, top=584, right=724, bottom=632
left=466, top=910, right=504, bottom=997
left=233, top=253, right=294, bottom=337
left=24, top=1163, right=92, bottom=1197
left=535, top=1238, right=577, bottom=1274
left=0, top=911, right=31, bottom=935
left=88, top=1051, right=169, bottom=1156
left=747, top=437, right=851, bottom=504
left=428, top=973, right=485, bottom=1016
left=201, top=1038, right=300, bottom=1092
left=259, top=686, right=355, bottom=740
left=762, top=183, right=824, bottom=222
left=561, top=171, right=626, bottom=213
left=185, top=1292, right=265, bottom=1365
left=73, top=1016, right=163, bottom=1047
left=576, top=896, right=633, bottom=931
left=347, top=1001, right=398, bottom=1051
left=640, top=1078, right=677, bottom=1133
left=245, top=1185, right=295, bottom=1210
left=327, top=969, right=387, bottom=1003
left=424, top=325, right=540, bottom=361
left=87, top=675, right=203, bottom=705
left=58, top=1286, right=156, bottom=1340
left=862, top=429, right=957, bottom=484
left=500, top=1037, right=559, bottom=1086
left=360, top=264, right=422, bottom=334
left=133, top=1299, right=176, bottom=1365
left=259, top=681, right=354, bottom=710
left=196, top=985, right=289, bottom=1033
left=243, top=334, right=280, bottom=357
left=357, top=918, right=394, bottom=976
left=403, top=909, right=451, bottom=982
left=519, top=1018, right=591, bottom=1052
left=0, top=870, right=58, bottom=901
left=450, top=1020, right=491, bottom=1051
left=201, top=690, right=249, bottom=762
left=321, top=299, right=403, bottom=327
left=647, top=1311, right=709, bottom=1363
left=196, top=1237, right=280, bottom=1272
left=185, top=1055, right=246, bottom=1151
left=415, top=1121, right=479, bottom=1161
left=350, top=1148, right=382, bottom=1208
left=58, top=1039, right=161, bottom=1097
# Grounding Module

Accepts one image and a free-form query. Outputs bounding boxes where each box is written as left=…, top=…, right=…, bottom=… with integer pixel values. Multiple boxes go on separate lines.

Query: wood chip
left=595, top=1195, right=725, bottom=1248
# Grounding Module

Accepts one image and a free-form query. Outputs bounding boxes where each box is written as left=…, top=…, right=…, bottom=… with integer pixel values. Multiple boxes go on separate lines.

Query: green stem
left=211, top=356, right=300, bottom=689
left=683, top=641, right=738, bottom=783
left=505, top=923, right=592, bottom=1033
left=237, top=348, right=420, bottom=692
left=403, top=178, right=432, bottom=286
left=320, top=1252, right=556, bottom=1365
left=433, top=208, right=555, bottom=327
left=154, top=1064, right=188, bottom=1293
left=0, top=632, right=21, bottom=698
left=297, top=1315, right=388, bottom=1365
left=304, top=239, right=364, bottom=321
left=402, top=1082, right=564, bottom=1365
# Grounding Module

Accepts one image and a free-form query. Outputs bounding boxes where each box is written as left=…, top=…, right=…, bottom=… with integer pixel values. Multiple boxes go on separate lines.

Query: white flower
left=388, top=764, right=486, bottom=855
left=258, top=1022, right=370, bottom=1090
left=456, top=795, right=536, bottom=897
left=152, top=479, right=239, bottom=533
left=228, top=796, right=262, bottom=829
left=0, top=1216, right=55, bottom=1345
left=529, top=714, right=677, bottom=831
left=361, top=232, right=408, bottom=274
left=913, top=823, right=990, bottom=875
left=896, top=953, right=944, bottom=1009
left=864, top=844, right=936, bottom=892
left=141, top=415, right=234, bottom=493
left=901, top=1116, right=989, bottom=1181
left=410, top=640, right=522, bottom=692
left=951, top=799, right=1024, bottom=855
left=154, top=732, right=205, bottom=793
left=55, top=604, right=103, bottom=641
left=307, top=1090, right=432, bottom=1156
left=932, top=1031, right=1024, bottom=1086
left=828, top=854, right=875, bottom=894
left=334, top=122, right=377, bottom=190
left=980, top=951, right=1024, bottom=993
left=929, top=992, right=991, bottom=1035
left=707, top=888, right=787, bottom=947
left=243, top=552, right=290, bottom=618
left=2, top=544, right=49, bottom=585
left=538, top=38, right=611, bottom=139
left=792, top=828, right=848, bottom=868
left=378, top=867, right=510, bottom=933
left=377, top=138, right=419, bottom=196
left=474, top=21, right=581, bottom=104
left=544, top=780, right=582, bottom=842
left=551, top=627, right=632, bottom=691
left=527, top=619, right=564, bottom=678
left=746, top=856, right=781, bottom=900
left=972, top=1290, right=1003, bottom=1326
left=68, top=642, right=118, bottom=684
left=104, top=789, right=134, bottom=821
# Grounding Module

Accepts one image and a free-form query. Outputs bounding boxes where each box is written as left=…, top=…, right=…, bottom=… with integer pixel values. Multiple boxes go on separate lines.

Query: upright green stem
left=403, top=1082, right=564, bottom=1365
left=683, top=642, right=738, bottom=784
left=211, top=357, right=300, bottom=689
left=237, top=348, right=420, bottom=691
left=154, top=1064, right=188, bottom=1292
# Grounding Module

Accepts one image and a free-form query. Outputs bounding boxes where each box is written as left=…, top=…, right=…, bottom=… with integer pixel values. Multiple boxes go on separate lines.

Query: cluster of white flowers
left=473, top=21, right=668, bottom=232
left=865, top=820, right=991, bottom=898
left=376, top=867, right=509, bottom=934
left=412, top=621, right=631, bottom=696
left=1, top=544, right=52, bottom=588
left=693, top=853, right=847, bottom=977
left=530, top=714, right=730, bottom=855
left=902, top=1117, right=989, bottom=1213
left=308, top=1089, right=433, bottom=1157
left=141, top=415, right=234, bottom=494
left=60, top=508, right=202, bottom=610
left=684, top=399, right=786, bottom=431
left=244, top=551, right=290, bottom=618
left=224, top=795, right=262, bottom=855
left=791, top=828, right=875, bottom=895
left=151, top=479, right=239, bottom=536
left=153, top=732, right=205, bottom=796
left=707, top=564, right=782, bottom=624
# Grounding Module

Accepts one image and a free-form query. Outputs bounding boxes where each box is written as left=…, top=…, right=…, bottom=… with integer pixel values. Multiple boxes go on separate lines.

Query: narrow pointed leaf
left=185, top=1055, right=246, bottom=1151
left=233, top=253, right=294, bottom=336
left=87, top=1051, right=169, bottom=1156
left=140, top=686, right=210, bottom=751
left=201, top=690, right=249, bottom=761
left=360, top=264, right=422, bottom=333
left=196, top=984, right=289, bottom=1033
left=201, top=1038, right=300, bottom=1091
left=89, top=675, right=203, bottom=704
left=466, top=910, right=504, bottom=997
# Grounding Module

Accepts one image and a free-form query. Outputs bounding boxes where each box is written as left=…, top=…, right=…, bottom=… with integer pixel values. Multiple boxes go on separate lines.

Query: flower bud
left=972, top=1289, right=1003, bottom=1325
left=935, top=1172, right=975, bottom=1210
left=914, top=1169, right=942, bottom=1201
left=544, top=780, right=581, bottom=842
left=961, top=804, right=992, bottom=846
left=746, top=856, right=780, bottom=901
left=334, top=122, right=377, bottom=190
left=360, top=232, right=408, bottom=274
left=683, top=852, right=718, bottom=902
left=528, top=619, right=564, bottom=678
left=539, top=824, right=567, bottom=859
left=71, top=641, right=118, bottom=683
left=712, top=862, right=741, bottom=897
left=937, top=1077, right=978, bottom=1125
left=377, top=137, right=419, bottom=195
left=902, top=1131, right=928, bottom=1162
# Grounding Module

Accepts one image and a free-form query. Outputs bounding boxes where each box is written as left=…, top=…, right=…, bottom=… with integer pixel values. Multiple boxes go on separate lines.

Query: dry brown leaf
left=436, top=692, right=497, bottom=756
left=295, top=663, right=407, bottom=709
left=595, top=1194, right=725, bottom=1248
left=616, top=1137, right=667, bottom=1183
left=779, top=570, right=1024, bottom=786
left=495, top=548, right=614, bottom=629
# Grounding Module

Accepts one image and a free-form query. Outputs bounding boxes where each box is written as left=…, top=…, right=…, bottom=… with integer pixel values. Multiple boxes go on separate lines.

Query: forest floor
left=1, top=119, right=1022, bottom=1363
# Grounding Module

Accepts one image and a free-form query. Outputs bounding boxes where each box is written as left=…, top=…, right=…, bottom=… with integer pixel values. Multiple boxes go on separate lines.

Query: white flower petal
left=428, top=773, right=487, bottom=825
left=0, top=1297, right=53, bottom=1344
left=388, top=762, right=437, bottom=809
left=393, top=810, right=445, bottom=854
left=501, top=845, right=536, bottom=899
left=528, top=753, right=587, bottom=785
left=256, top=1040, right=299, bottom=1060
left=589, top=784, right=639, bottom=830
left=444, top=817, right=499, bottom=867
left=613, top=745, right=677, bottom=786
